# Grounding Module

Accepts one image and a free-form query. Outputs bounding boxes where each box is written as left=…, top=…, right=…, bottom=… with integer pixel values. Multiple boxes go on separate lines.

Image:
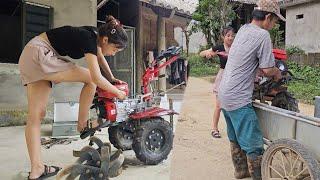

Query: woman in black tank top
left=19, top=15, right=128, bottom=179
left=199, top=27, right=235, bottom=139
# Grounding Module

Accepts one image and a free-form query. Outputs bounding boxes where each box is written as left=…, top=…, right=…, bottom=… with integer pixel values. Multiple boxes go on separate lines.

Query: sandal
left=28, top=165, right=61, bottom=180
left=211, top=130, right=221, bottom=138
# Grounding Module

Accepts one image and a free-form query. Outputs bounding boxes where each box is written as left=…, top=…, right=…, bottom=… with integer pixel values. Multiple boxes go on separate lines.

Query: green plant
left=187, top=53, right=220, bottom=77
left=287, top=61, right=320, bottom=104
left=192, top=0, right=238, bottom=46
left=269, top=24, right=284, bottom=48
left=286, top=45, right=305, bottom=55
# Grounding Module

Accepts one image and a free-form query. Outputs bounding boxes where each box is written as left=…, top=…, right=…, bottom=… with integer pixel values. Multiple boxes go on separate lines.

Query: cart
left=253, top=102, right=320, bottom=180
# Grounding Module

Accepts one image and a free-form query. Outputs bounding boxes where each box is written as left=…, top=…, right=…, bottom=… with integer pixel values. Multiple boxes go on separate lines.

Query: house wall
left=0, top=0, right=97, bottom=110
left=285, top=2, right=320, bottom=53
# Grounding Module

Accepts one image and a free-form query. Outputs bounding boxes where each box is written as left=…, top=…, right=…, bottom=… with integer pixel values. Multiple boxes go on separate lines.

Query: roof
left=229, top=0, right=257, bottom=4
left=140, top=0, right=199, bottom=15
left=230, top=0, right=318, bottom=7
left=279, top=0, right=317, bottom=8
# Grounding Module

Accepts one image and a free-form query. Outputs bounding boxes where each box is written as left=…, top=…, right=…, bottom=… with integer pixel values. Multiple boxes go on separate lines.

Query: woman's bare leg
left=43, top=66, right=97, bottom=131
left=25, top=80, right=52, bottom=178
left=212, top=95, right=221, bottom=131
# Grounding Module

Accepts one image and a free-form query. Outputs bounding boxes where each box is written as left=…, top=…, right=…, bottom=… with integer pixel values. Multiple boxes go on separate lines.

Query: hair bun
left=105, top=15, right=116, bottom=24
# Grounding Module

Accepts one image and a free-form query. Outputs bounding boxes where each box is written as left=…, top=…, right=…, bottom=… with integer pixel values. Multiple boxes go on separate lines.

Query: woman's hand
left=116, top=90, right=127, bottom=100
left=111, top=77, right=125, bottom=84
left=199, top=49, right=217, bottom=59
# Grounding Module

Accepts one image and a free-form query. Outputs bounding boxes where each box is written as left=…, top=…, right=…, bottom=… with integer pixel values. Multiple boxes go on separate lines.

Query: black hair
left=252, top=9, right=278, bottom=21
left=98, top=15, right=128, bottom=49
left=221, top=26, right=235, bottom=36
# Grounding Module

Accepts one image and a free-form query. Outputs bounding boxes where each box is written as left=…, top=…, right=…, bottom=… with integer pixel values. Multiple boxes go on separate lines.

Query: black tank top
left=46, top=26, right=98, bottom=59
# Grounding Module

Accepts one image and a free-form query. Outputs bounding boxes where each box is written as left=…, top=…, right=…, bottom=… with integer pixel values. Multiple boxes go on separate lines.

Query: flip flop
left=28, top=165, right=61, bottom=180
left=211, top=130, right=221, bottom=138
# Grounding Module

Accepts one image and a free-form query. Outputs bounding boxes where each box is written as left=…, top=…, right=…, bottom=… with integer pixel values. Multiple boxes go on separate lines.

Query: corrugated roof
left=140, top=0, right=199, bottom=15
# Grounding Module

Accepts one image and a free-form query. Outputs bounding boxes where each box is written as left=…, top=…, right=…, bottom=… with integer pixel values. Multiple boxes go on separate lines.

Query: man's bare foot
left=77, top=119, right=100, bottom=132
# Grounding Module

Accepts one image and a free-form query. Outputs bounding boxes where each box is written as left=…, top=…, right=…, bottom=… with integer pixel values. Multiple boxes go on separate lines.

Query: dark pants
left=222, top=104, right=264, bottom=158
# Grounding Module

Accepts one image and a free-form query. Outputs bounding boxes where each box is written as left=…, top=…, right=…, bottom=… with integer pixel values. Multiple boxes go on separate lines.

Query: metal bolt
left=151, top=145, right=153, bottom=148
left=86, top=169, right=90, bottom=174
left=158, top=142, right=161, bottom=145
left=156, top=133, right=159, bottom=136
left=161, top=136, right=163, bottom=139
left=152, top=130, right=155, bottom=133
left=149, top=135, right=152, bottom=139
left=146, top=141, right=149, bottom=145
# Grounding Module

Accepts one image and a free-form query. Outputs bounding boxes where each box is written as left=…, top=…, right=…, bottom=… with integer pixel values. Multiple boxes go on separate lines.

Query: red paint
left=142, top=55, right=179, bottom=95
left=273, top=49, right=287, bottom=61
left=105, top=100, right=117, bottom=122
left=96, top=82, right=129, bottom=99
left=129, top=107, right=178, bottom=120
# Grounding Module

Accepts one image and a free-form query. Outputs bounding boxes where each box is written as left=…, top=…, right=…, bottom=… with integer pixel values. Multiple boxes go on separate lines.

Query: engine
left=94, top=83, right=146, bottom=123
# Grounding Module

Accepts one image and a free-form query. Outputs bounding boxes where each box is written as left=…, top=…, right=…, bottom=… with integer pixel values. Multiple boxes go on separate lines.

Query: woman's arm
left=84, top=53, right=126, bottom=99
left=199, top=48, right=217, bottom=59
left=97, top=47, right=114, bottom=81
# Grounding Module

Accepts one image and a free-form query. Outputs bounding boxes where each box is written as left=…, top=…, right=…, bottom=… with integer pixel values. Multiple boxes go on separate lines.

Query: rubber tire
left=271, top=91, right=299, bottom=112
left=262, top=138, right=320, bottom=180
left=108, top=123, right=133, bottom=151
left=132, top=118, right=173, bottom=165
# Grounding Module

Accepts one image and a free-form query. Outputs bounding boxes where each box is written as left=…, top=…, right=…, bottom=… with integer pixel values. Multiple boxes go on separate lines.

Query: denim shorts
left=222, top=103, right=264, bottom=158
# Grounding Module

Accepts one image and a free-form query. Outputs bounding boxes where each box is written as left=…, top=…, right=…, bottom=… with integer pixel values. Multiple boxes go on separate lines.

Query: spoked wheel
left=132, top=118, right=173, bottom=165
left=108, top=121, right=134, bottom=150
left=262, top=139, right=320, bottom=180
left=272, top=92, right=299, bottom=112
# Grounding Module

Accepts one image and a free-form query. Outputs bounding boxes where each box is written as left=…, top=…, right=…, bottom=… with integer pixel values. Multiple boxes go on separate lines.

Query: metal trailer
left=253, top=102, right=320, bottom=180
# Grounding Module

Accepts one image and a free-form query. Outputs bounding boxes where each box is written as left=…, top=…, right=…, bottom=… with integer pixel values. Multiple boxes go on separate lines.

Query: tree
left=269, top=24, right=285, bottom=48
left=192, top=0, right=238, bottom=46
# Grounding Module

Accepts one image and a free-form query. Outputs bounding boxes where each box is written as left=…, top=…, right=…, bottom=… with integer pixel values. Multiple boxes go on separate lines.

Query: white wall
left=285, top=2, right=320, bottom=53
left=0, top=0, right=97, bottom=109
left=174, top=25, right=207, bottom=54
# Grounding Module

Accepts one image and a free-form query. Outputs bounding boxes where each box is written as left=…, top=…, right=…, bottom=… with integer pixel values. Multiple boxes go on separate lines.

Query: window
left=0, top=1, right=52, bottom=64
left=296, top=14, right=304, bottom=19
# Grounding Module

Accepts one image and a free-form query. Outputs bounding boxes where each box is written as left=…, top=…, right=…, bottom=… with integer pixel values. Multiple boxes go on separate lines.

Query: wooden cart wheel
left=262, top=138, right=320, bottom=180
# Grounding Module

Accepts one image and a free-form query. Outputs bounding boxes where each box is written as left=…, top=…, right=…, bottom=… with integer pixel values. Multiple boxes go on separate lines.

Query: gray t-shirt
left=218, top=24, right=275, bottom=111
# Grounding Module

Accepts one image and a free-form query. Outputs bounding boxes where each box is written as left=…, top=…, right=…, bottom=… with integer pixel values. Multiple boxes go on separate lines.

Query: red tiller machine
left=80, top=46, right=182, bottom=165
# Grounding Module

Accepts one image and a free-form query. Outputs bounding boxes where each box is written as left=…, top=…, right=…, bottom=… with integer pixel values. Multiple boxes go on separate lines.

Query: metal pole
left=315, top=96, right=320, bottom=118
left=169, top=98, right=173, bottom=130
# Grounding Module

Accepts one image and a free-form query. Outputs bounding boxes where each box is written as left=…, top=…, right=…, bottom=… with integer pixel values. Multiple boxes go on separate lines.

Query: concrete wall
left=0, top=0, right=97, bottom=110
left=285, top=2, right=320, bottom=53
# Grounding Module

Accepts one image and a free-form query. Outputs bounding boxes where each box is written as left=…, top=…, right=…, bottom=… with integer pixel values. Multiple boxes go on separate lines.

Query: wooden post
left=157, top=15, right=166, bottom=92
left=136, top=2, right=144, bottom=94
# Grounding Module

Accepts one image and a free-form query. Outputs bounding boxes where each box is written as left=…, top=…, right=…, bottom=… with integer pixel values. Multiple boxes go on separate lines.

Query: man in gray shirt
left=218, top=0, right=284, bottom=179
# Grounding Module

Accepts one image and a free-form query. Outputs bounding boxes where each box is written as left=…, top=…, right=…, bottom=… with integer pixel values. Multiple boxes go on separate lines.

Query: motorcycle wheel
left=271, top=92, right=299, bottom=112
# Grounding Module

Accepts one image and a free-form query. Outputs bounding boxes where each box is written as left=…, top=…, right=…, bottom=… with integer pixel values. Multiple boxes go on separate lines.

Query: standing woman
left=19, top=15, right=127, bottom=179
left=199, top=27, right=235, bottom=138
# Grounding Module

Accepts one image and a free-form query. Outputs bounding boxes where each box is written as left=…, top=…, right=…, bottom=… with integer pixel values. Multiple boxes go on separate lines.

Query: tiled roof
left=140, top=0, right=199, bottom=15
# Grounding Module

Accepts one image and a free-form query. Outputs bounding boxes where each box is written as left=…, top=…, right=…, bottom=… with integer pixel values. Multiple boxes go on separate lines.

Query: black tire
left=262, top=138, right=320, bottom=180
left=108, top=122, right=134, bottom=151
left=272, top=91, right=299, bottom=112
left=132, top=118, right=173, bottom=165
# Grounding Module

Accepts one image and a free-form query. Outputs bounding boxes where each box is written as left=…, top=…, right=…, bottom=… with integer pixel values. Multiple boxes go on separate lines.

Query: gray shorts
left=18, top=36, right=76, bottom=86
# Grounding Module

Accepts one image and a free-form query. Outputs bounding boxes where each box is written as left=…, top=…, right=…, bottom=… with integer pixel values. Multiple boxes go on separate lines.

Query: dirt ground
left=170, top=77, right=314, bottom=180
